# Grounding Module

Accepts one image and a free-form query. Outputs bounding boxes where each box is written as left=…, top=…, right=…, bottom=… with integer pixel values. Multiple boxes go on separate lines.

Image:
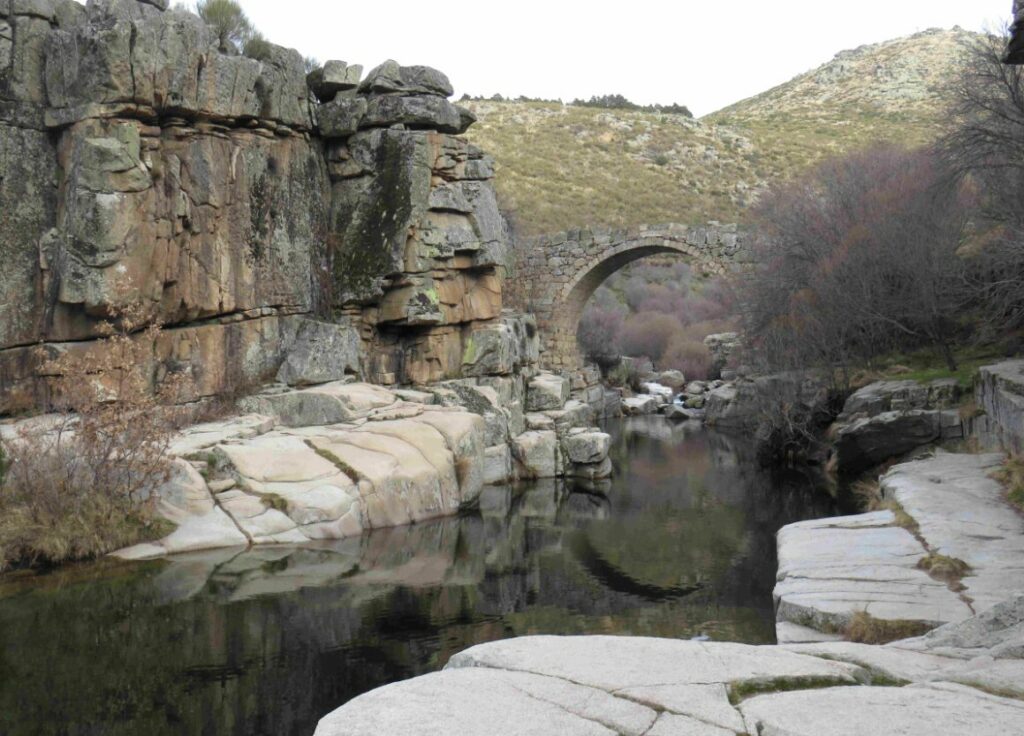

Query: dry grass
left=844, top=611, right=933, bottom=644
left=994, top=455, right=1024, bottom=512
left=917, top=553, right=972, bottom=583
left=0, top=300, right=182, bottom=571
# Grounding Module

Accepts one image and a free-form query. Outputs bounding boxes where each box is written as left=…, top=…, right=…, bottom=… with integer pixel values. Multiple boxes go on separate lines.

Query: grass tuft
left=917, top=553, right=971, bottom=583
left=844, top=611, right=933, bottom=644
left=993, top=455, right=1024, bottom=512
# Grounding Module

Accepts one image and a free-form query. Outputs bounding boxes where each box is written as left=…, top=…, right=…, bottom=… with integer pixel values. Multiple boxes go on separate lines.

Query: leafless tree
left=741, top=144, right=971, bottom=378
left=941, top=29, right=1024, bottom=333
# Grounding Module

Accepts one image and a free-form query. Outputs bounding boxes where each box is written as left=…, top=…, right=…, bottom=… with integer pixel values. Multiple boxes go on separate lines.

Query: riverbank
left=313, top=361, right=1024, bottom=735
left=313, top=452, right=1024, bottom=735
left=0, top=416, right=834, bottom=734
left=0, top=373, right=616, bottom=562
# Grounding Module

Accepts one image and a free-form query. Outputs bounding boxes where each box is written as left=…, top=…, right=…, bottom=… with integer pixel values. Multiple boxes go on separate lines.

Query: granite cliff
left=0, top=0, right=528, bottom=415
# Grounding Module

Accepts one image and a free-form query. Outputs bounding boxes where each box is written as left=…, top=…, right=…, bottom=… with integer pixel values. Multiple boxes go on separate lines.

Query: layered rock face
left=0, top=0, right=517, bottom=412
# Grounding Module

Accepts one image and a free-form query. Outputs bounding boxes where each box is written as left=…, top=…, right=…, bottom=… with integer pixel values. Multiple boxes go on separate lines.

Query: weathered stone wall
left=0, top=0, right=524, bottom=413
left=506, top=223, right=751, bottom=370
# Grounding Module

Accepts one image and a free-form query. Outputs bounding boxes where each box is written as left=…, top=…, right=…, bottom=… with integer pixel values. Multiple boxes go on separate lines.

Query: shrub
left=661, top=334, right=711, bottom=380
left=740, top=144, right=971, bottom=378
left=243, top=31, right=274, bottom=62
left=197, top=0, right=252, bottom=53
left=0, top=303, right=181, bottom=571
left=619, top=312, right=681, bottom=364
left=917, top=553, right=971, bottom=584
left=578, top=303, right=625, bottom=361
left=606, top=361, right=643, bottom=392
left=942, top=30, right=1024, bottom=334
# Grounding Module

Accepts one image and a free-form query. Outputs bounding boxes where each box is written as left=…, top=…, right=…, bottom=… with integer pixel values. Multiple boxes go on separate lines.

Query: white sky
left=224, top=1, right=1009, bottom=116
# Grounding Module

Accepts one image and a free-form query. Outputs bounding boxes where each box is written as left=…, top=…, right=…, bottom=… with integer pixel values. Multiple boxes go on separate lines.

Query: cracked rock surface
left=774, top=452, right=1024, bottom=643
left=314, top=610, right=1024, bottom=736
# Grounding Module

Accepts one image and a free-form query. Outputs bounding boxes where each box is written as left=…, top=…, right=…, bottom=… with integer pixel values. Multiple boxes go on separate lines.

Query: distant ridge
left=462, top=27, right=980, bottom=235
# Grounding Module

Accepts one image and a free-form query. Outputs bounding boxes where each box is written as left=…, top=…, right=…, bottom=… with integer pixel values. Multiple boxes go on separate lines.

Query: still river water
left=0, top=417, right=847, bottom=736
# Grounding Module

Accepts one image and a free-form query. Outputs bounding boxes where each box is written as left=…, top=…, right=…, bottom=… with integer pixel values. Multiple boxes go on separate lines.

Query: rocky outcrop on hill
left=0, top=0, right=517, bottom=414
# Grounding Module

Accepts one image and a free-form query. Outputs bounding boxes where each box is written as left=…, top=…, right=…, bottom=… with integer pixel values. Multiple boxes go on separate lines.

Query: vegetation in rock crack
left=843, top=612, right=934, bottom=645
left=727, top=676, right=854, bottom=705
left=994, top=455, right=1024, bottom=512
left=0, top=302, right=181, bottom=572
left=917, top=553, right=972, bottom=584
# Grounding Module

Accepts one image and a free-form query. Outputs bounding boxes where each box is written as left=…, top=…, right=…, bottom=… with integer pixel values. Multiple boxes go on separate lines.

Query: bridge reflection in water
left=0, top=417, right=841, bottom=736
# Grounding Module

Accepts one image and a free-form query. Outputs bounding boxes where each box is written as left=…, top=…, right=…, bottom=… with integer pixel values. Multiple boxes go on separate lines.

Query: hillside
left=462, top=28, right=977, bottom=236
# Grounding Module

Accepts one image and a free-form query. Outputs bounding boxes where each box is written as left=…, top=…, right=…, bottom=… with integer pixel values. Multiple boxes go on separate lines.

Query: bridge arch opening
left=551, top=245, right=690, bottom=371
left=511, top=224, right=744, bottom=371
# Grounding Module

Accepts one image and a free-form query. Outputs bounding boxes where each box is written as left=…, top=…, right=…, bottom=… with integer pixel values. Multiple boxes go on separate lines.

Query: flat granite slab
left=774, top=511, right=973, bottom=636
left=882, top=452, right=1024, bottom=612
left=775, top=451, right=1024, bottom=640
left=314, top=622, right=1024, bottom=736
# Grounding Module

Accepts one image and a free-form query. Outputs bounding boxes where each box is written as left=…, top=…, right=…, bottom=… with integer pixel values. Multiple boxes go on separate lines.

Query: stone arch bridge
left=507, top=223, right=751, bottom=370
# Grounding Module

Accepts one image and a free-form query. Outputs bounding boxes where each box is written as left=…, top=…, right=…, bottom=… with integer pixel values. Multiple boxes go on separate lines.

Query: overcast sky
left=227, top=0, right=1011, bottom=116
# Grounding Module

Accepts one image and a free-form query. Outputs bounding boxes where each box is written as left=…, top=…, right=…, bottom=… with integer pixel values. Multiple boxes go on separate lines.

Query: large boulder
left=511, top=430, right=560, bottom=478
left=358, top=60, right=453, bottom=97
left=834, top=410, right=941, bottom=474
left=562, top=428, right=610, bottom=465
left=840, top=379, right=961, bottom=420
left=526, top=372, right=569, bottom=411
left=622, top=395, right=658, bottom=415
left=308, top=60, right=362, bottom=102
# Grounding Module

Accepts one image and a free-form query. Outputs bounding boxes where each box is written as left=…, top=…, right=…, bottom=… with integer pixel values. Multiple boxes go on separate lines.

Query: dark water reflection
left=0, top=417, right=845, bottom=736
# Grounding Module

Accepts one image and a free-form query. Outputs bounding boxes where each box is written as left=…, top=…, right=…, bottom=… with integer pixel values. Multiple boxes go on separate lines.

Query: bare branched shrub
left=740, top=144, right=971, bottom=379
left=941, top=30, right=1024, bottom=334
left=0, top=301, right=181, bottom=570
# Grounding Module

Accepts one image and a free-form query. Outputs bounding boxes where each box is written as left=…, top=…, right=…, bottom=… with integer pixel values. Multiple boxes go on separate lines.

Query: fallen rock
left=622, top=395, right=658, bottom=415
left=665, top=404, right=704, bottom=422
left=526, top=372, right=569, bottom=412
left=511, top=430, right=559, bottom=479
left=657, top=370, right=687, bottom=390
left=562, top=428, right=611, bottom=465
